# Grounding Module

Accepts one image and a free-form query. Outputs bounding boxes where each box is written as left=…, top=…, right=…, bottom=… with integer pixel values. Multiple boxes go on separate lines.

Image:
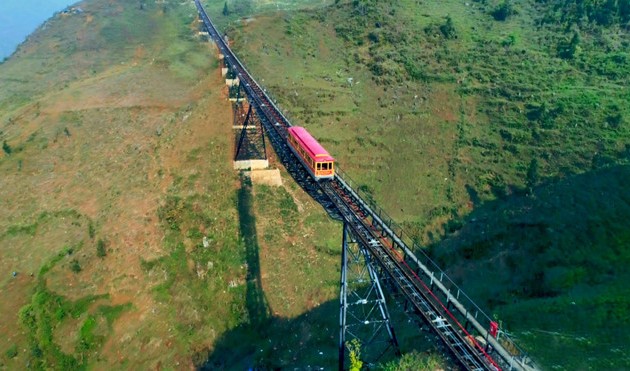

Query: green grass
left=0, top=0, right=228, bottom=367
left=378, top=350, right=445, bottom=371
left=1, top=209, right=88, bottom=239
left=14, top=240, right=130, bottom=369
left=77, top=315, right=99, bottom=353
left=430, top=165, right=630, bottom=369
left=18, top=282, right=110, bottom=369
left=2, top=0, right=627, bottom=368
left=214, top=0, right=629, bottom=368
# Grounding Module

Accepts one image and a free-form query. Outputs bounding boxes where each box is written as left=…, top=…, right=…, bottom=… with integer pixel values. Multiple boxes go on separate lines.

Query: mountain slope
left=210, top=0, right=629, bottom=368
left=0, top=0, right=238, bottom=368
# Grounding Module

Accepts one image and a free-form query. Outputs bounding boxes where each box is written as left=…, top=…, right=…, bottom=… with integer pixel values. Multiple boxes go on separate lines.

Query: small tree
left=492, top=1, right=514, bottom=21
left=439, top=16, right=457, bottom=39
left=2, top=140, right=11, bottom=155
left=558, top=31, right=580, bottom=59
left=97, top=239, right=107, bottom=257
left=526, top=158, right=539, bottom=193
left=70, top=259, right=82, bottom=273
left=347, top=339, right=363, bottom=371
left=223, top=1, right=229, bottom=16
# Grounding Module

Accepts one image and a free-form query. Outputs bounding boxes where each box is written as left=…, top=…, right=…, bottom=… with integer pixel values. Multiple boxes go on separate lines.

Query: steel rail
left=331, top=174, right=534, bottom=371
left=195, top=0, right=292, bottom=138
left=322, top=181, right=492, bottom=370
left=194, top=2, right=536, bottom=370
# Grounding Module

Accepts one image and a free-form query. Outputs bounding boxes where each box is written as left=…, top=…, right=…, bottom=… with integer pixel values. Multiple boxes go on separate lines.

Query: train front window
left=322, top=163, right=329, bottom=170
left=317, top=163, right=322, bottom=170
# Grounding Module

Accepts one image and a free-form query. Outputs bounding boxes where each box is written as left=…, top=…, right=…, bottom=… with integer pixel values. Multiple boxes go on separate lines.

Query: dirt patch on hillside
left=429, top=85, right=459, bottom=123
left=248, top=169, right=283, bottom=186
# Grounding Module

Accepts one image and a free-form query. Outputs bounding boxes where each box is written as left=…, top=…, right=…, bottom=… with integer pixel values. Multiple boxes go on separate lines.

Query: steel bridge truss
left=194, top=1, right=537, bottom=370
left=322, top=182, right=494, bottom=370
left=233, top=98, right=267, bottom=162
left=200, top=22, right=264, bottom=164
left=339, top=223, right=400, bottom=369
left=203, top=23, right=342, bottom=217
left=323, top=176, right=536, bottom=371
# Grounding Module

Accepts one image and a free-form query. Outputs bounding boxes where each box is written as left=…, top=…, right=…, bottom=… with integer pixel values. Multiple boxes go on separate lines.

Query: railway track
left=321, top=179, right=495, bottom=371
left=194, top=1, right=537, bottom=370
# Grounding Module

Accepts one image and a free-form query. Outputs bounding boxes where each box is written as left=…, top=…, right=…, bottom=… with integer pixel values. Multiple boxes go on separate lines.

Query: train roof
left=287, top=126, right=335, bottom=162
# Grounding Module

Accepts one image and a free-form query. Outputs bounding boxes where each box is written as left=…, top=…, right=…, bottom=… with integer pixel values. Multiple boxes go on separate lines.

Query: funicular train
left=286, top=126, right=335, bottom=180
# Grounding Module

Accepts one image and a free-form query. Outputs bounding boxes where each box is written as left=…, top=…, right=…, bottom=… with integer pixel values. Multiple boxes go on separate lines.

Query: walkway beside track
left=194, top=1, right=537, bottom=370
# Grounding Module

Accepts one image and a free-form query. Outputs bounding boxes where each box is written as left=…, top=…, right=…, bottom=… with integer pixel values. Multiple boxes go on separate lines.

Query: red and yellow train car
left=286, top=126, right=335, bottom=180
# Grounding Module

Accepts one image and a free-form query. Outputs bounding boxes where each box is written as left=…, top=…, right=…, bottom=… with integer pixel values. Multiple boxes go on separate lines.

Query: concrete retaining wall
left=233, top=159, right=268, bottom=170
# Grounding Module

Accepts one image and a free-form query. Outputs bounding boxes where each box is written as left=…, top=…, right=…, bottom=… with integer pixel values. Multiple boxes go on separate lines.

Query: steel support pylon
left=339, top=222, right=400, bottom=370
left=233, top=100, right=267, bottom=162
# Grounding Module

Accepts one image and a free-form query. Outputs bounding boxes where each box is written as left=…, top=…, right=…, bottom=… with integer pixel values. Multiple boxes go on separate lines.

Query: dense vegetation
left=538, top=0, right=630, bottom=27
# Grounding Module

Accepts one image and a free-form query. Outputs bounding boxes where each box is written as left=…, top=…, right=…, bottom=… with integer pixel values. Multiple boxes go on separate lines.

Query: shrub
left=367, top=30, right=380, bottom=43
left=491, top=1, right=514, bottom=21
left=439, top=16, right=457, bottom=39
left=526, top=158, right=540, bottom=192
left=5, top=344, right=18, bottom=359
left=606, top=113, right=624, bottom=129
left=347, top=339, right=363, bottom=371
left=97, top=239, right=106, bottom=257
left=88, top=222, right=95, bottom=239
left=70, top=259, right=81, bottom=273
left=2, top=140, right=11, bottom=155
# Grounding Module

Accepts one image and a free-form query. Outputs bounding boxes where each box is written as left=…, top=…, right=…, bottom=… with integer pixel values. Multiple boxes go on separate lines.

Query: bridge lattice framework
left=195, top=2, right=538, bottom=370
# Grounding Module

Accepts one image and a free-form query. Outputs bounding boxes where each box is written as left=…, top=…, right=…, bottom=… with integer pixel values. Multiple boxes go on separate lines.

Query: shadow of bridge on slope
left=199, top=177, right=436, bottom=370
left=237, top=177, right=272, bottom=329
left=428, top=164, right=630, bottom=369
left=200, top=177, right=340, bottom=369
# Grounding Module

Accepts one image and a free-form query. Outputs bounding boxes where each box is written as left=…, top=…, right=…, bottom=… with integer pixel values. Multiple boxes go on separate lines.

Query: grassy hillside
left=0, top=0, right=232, bottom=367
left=432, top=165, right=630, bottom=368
left=0, top=0, right=344, bottom=369
left=1, top=0, right=627, bottom=368
left=205, top=0, right=629, bottom=368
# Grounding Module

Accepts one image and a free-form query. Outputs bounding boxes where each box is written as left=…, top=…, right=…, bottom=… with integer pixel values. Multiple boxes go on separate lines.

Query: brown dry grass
left=0, top=0, right=238, bottom=368
left=253, top=176, right=340, bottom=319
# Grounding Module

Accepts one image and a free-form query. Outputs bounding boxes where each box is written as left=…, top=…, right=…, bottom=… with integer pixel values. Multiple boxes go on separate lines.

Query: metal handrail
left=334, top=165, right=534, bottom=366
left=196, top=1, right=535, bottom=368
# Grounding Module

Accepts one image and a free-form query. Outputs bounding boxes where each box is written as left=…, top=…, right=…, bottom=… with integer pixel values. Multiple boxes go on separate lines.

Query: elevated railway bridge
left=195, top=1, right=537, bottom=370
